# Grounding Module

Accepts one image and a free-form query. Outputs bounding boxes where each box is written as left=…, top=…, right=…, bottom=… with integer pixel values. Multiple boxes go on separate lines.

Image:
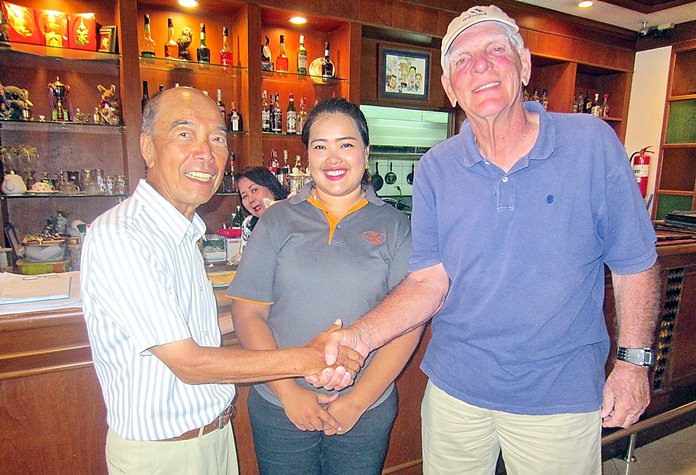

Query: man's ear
left=520, top=48, right=532, bottom=87
left=441, top=74, right=458, bottom=108
left=140, top=133, right=155, bottom=169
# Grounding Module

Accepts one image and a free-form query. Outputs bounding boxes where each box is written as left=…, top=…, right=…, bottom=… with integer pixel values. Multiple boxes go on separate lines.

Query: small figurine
left=3, top=84, right=33, bottom=120
left=177, top=26, right=193, bottom=61
left=0, top=9, right=10, bottom=45
left=48, top=77, right=70, bottom=121
left=97, top=84, right=121, bottom=126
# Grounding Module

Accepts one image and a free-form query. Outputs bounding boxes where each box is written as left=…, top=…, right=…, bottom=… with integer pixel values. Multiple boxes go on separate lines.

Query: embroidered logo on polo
left=361, top=231, right=386, bottom=245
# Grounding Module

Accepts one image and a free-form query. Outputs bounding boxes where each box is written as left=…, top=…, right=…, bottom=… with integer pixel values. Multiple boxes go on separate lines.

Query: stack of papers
left=0, top=271, right=81, bottom=315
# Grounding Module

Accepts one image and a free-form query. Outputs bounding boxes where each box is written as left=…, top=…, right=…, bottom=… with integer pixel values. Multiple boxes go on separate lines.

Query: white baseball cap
left=441, top=5, right=523, bottom=70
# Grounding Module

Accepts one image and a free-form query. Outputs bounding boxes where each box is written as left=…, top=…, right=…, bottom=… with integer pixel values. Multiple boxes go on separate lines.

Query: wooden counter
left=1, top=243, right=695, bottom=474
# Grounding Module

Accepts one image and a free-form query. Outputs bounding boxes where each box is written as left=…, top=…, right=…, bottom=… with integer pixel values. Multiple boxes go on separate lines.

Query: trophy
left=48, top=77, right=70, bottom=122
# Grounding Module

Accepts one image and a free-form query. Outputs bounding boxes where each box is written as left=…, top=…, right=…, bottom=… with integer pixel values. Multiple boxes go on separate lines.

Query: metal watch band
left=617, top=347, right=654, bottom=367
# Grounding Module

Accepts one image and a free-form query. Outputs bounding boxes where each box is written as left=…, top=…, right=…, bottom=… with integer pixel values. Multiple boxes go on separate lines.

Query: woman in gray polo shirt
left=228, top=98, right=423, bottom=475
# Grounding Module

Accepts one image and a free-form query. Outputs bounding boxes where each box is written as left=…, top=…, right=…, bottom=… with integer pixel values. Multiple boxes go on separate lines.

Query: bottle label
left=298, top=55, right=307, bottom=74
left=287, top=111, right=297, bottom=134
left=231, top=115, right=240, bottom=132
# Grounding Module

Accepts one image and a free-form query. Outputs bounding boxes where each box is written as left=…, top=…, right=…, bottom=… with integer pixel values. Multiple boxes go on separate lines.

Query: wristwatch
left=616, top=347, right=654, bottom=367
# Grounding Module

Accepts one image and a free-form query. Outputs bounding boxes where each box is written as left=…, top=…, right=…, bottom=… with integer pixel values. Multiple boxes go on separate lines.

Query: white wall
left=624, top=46, right=672, bottom=212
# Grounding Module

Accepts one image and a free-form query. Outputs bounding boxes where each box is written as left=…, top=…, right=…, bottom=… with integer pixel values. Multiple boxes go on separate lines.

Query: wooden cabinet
left=653, top=42, right=696, bottom=220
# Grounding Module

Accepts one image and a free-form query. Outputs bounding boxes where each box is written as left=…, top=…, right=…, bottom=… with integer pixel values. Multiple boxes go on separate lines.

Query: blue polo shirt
left=411, top=101, right=656, bottom=415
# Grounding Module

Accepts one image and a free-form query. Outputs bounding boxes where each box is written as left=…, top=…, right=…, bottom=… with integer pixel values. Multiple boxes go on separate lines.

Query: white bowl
left=23, top=240, right=67, bottom=262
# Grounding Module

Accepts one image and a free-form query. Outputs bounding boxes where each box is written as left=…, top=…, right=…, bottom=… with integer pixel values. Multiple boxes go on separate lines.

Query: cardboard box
left=68, top=13, right=96, bottom=51
left=35, top=9, right=68, bottom=47
left=2, top=1, right=41, bottom=45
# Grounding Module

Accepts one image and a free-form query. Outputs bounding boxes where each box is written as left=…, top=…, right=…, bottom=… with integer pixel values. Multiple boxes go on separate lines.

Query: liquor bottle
left=231, top=205, right=244, bottom=229
left=297, top=97, right=307, bottom=135
left=276, top=34, right=289, bottom=72
left=540, top=88, right=549, bottom=110
left=297, top=34, right=308, bottom=75
left=197, top=23, right=210, bottom=64
left=220, top=26, right=232, bottom=66
left=272, top=94, right=282, bottom=134
left=269, top=91, right=277, bottom=132
left=261, top=36, right=273, bottom=72
left=158, top=84, right=165, bottom=93
left=141, top=81, right=150, bottom=113
left=584, top=91, right=593, bottom=114
left=229, top=102, right=243, bottom=133
left=600, top=93, right=610, bottom=117
left=286, top=93, right=297, bottom=135
left=531, top=88, right=539, bottom=103
left=523, top=85, right=529, bottom=102
left=216, top=89, right=226, bottom=121
left=576, top=91, right=584, bottom=113
left=591, top=93, right=601, bottom=116
left=322, top=42, right=335, bottom=80
left=164, top=18, right=178, bottom=59
left=141, top=14, right=155, bottom=58
left=277, top=150, right=289, bottom=190
left=261, top=90, right=271, bottom=132
left=268, top=149, right=279, bottom=175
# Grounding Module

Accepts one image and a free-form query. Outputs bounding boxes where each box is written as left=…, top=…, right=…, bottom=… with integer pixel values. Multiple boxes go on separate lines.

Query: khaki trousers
left=106, top=424, right=238, bottom=475
left=421, top=381, right=601, bottom=475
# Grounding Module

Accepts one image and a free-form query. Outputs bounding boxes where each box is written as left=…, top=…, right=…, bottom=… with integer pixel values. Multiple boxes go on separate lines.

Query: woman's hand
left=278, top=385, right=342, bottom=432
left=323, top=395, right=366, bottom=436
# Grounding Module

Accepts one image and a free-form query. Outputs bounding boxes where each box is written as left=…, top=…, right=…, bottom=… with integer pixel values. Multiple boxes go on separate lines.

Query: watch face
left=618, top=347, right=653, bottom=367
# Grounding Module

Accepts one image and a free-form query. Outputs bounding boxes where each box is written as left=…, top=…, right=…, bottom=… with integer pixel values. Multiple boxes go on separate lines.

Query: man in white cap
left=313, top=4, right=660, bottom=474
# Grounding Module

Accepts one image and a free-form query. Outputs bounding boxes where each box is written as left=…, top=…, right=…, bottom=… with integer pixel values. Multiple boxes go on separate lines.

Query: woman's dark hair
left=301, top=98, right=371, bottom=186
left=233, top=166, right=288, bottom=230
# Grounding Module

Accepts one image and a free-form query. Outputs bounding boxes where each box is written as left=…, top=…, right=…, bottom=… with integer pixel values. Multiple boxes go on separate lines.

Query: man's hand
left=305, top=320, right=364, bottom=383
left=601, top=361, right=651, bottom=428
left=305, top=321, right=373, bottom=390
left=277, top=385, right=342, bottom=432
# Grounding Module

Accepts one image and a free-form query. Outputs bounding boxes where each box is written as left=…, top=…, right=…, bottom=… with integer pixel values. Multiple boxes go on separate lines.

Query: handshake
left=304, top=319, right=373, bottom=391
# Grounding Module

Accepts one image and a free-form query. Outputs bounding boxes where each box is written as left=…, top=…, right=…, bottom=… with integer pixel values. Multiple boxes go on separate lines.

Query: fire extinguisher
left=630, top=146, right=653, bottom=198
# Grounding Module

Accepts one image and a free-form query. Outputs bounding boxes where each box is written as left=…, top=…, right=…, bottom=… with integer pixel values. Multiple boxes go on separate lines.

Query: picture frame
left=98, top=26, right=117, bottom=53
left=379, top=46, right=430, bottom=101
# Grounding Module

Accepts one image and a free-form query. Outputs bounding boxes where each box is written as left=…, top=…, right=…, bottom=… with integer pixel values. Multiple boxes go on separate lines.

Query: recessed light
left=289, top=16, right=308, bottom=25
left=178, top=0, right=198, bottom=7
left=578, top=1, right=594, bottom=7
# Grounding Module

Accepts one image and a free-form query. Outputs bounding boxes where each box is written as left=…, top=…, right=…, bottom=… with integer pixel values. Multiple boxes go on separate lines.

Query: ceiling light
left=289, top=16, right=308, bottom=25
left=577, top=1, right=593, bottom=7
left=178, top=0, right=198, bottom=7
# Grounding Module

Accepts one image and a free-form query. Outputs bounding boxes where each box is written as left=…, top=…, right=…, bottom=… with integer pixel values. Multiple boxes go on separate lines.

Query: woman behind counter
left=227, top=98, right=423, bottom=474
left=234, top=166, right=288, bottom=249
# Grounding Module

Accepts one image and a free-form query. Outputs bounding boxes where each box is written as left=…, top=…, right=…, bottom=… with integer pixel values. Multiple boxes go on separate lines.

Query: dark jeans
left=247, top=386, right=398, bottom=475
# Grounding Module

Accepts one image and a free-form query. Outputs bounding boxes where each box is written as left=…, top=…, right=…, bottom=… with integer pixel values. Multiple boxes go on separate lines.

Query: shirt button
left=502, top=176, right=509, bottom=183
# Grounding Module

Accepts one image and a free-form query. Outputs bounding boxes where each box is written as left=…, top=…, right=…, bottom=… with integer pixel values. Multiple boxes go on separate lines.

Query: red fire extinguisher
left=630, top=146, right=653, bottom=198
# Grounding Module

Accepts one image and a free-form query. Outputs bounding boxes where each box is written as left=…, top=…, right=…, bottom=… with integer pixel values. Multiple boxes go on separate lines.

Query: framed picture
left=98, top=26, right=117, bottom=53
left=379, top=46, right=430, bottom=101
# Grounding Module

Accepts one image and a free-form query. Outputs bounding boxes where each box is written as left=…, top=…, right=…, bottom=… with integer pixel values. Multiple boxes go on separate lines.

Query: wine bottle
left=141, top=14, right=155, bottom=58
left=231, top=205, right=244, bottom=229
left=197, top=23, right=210, bottom=64
left=600, top=93, right=610, bottom=117
left=297, top=35, right=308, bottom=75
left=216, top=89, right=226, bottom=121
left=220, top=27, right=232, bottom=66
left=141, top=81, right=150, bottom=113
left=229, top=102, right=243, bottom=133
left=276, top=34, right=289, bottom=72
left=272, top=93, right=282, bottom=134
left=591, top=93, right=601, bottom=116
left=286, top=93, right=297, bottom=135
left=297, top=97, right=307, bottom=135
left=321, top=42, right=335, bottom=80
left=584, top=91, right=593, bottom=114
left=261, top=90, right=271, bottom=132
left=164, top=18, right=178, bottom=59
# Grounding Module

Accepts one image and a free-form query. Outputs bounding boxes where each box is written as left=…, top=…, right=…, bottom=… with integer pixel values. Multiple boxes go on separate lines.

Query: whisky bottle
left=297, top=35, right=308, bottom=75
left=591, top=93, right=601, bottom=116
left=523, top=85, right=529, bottom=102
left=229, top=102, right=243, bottom=133
left=297, top=97, right=307, bottom=135
left=220, top=26, right=232, bottom=66
left=576, top=91, right=584, bottom=113
left=276, top=34, right=289, bottom=72
left=261, top=36, right=273, bottom=72
left=272, top=94, right=282, bottom=134
left=540, top=88, right=549, bottom=111
left=164, top=18, right=178, bottom=59
left=261, top=90, right=271, bottom=132
left=197, top=23, right=210, bottom=64
left=321, top=42, right=335, bottom=80
left=531, top=88, right=539, bottom=102
left=141, top=14, right=155, bottom=58
left=141, top=81, right=150, bottom=113
left=216, top=89, right=226, bottom=121
left=600, top=94, right=610, bottom=117
left=584, top=91, right=593, bottom=114
left=286, top=93, right=297, bottom=135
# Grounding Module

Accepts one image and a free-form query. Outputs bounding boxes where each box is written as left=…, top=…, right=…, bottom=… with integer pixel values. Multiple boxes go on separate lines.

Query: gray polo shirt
left=227, top=182, right=412, bottom=406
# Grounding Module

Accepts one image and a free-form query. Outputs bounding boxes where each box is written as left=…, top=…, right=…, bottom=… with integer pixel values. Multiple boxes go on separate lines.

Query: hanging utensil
left=385, top=161, right=397, bottom=184
left=406, top=163, right=415, bottom=185
left=371, top=162, right=384, bottom=191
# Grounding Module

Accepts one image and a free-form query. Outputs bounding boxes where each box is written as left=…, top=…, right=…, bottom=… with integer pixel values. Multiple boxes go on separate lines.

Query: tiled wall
left=369, top=158, right=417, bottom=197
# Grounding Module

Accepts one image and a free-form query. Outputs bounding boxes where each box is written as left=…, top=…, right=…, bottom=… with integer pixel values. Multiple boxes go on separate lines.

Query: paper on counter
left=0, top=271, right=82, bottom=315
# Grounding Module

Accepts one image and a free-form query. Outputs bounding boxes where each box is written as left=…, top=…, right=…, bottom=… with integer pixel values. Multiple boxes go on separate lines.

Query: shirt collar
left=133, top=179, right=207, bottom=244
left=289, top=180, right=386, bottom=207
